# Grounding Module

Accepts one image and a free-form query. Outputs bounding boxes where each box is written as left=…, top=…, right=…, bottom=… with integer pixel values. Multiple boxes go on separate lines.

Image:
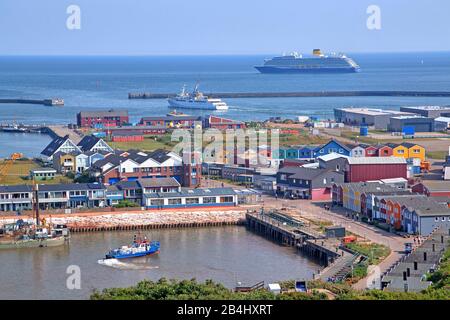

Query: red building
left=377, top=145, right=394, bottom=157
left=206, top=115, right=246, bottom=130
left=411, top=181, right=450, bottom=197
left=364, top=145, right=379, bottom=157
left=111, top=130, right=144, bottom=142
left=77, top=109, right=129, bottom=128
left=345, top=157, right=407, bottom=182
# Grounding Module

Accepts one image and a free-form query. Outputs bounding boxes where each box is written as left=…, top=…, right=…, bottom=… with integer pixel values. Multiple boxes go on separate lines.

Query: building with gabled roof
left=41, top=135, right=81, bottom=161
left=77, top=135, right=113, bottom=153
left=89, top=149, right=200, bottom=187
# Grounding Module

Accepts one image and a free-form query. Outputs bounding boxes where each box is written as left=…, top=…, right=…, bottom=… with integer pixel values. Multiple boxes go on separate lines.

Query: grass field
left=279, top=130, right=329, bottom=147
left=0, top=160, right=71, bottom=185
left=427, top=150, right=448, bottom=160
left=108, top=135, right=176, bottom=152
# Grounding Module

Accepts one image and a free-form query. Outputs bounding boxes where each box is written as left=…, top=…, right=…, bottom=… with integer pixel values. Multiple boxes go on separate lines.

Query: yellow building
left=388, top=142, right=425, bottom=161
left=402, top=142, right=425, bottom=161
left=389, top=143, right=409, bottom=159
left=53, top=152, right=77, bottom=173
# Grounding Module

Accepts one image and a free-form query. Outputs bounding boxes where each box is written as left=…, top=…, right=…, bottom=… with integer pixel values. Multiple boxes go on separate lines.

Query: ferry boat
left=1, top=124, right=27, bottom=133
left=0, top=220, right=70, bottom=249
left=105, top=236, right=160, bottom=259
left=255, top=49, right=360, bottom=73
left=168, top=84, right=229, bottom=110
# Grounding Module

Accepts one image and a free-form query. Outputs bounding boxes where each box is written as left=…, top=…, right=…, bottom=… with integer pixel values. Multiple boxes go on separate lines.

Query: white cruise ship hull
left=168, top=98, right=228, bottom=110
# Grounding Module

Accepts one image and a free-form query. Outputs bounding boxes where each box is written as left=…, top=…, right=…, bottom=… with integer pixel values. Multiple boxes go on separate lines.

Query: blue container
left=402, top=126, right=415, bottom=136
left=412, top=166, right=421, bottom=175
left=360, top=126, right=369, bottom=136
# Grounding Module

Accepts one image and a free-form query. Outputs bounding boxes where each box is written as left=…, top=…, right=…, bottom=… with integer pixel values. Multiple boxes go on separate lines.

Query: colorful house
left=314, top=140, right=351, bottom=157
left=390, top=143, right=409, bottom=159
left=402, top=198, right=450, bottom=235
left=400, top=142, right=426, bottom=161
left=364, top=145, right=379, bottom=157
left=377, top=145, right=393, bottom=157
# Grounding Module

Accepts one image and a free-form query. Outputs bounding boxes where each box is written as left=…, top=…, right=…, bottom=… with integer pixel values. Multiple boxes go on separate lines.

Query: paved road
left=261, top=195, right=411, bottom=290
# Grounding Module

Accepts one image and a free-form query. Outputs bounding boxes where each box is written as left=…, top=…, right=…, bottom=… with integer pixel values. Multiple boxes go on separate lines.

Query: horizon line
left=1, top=49, right=450, bottom=57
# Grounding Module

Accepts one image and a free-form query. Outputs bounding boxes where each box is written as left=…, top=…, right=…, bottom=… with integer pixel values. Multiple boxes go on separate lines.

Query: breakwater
left=0, top=210, right=248, bottom=233
left=0, top=98, right=64, bottom=106
left=128, top=91, right=450, bottom=99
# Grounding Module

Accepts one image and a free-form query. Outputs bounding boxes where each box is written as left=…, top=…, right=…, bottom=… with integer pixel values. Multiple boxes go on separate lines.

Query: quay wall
left=0, top=209, right=247, bottom=233
left=128, top=91, right=450, bottom=99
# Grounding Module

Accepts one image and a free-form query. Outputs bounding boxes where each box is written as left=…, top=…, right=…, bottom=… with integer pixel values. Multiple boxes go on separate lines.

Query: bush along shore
left=91, top=246, right=449, bottom=300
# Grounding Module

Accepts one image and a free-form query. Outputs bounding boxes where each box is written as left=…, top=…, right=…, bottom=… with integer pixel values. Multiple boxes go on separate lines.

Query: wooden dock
left=245, top=209, right=358, bottom=269
left=128, top=90, right=450, bottom=100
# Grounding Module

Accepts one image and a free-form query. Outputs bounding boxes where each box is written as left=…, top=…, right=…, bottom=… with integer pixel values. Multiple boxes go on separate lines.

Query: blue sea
left=0, top=52, right=450, bottom=157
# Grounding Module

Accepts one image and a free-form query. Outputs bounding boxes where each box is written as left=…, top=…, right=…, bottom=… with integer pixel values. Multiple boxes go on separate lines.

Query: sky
left=0, top=0, right=449, bottom=55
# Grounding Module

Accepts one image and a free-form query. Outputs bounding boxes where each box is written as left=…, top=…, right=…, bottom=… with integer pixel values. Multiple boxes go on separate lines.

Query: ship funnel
left=313, top=49, right=322, bottom=56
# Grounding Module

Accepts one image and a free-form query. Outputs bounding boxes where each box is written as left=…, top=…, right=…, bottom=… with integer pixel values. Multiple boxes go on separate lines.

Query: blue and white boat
left=105, top=238, right=160, bottom=259
left=168, top=84, right=229, bottom=110
left=255, top=49, right=360, bottom=73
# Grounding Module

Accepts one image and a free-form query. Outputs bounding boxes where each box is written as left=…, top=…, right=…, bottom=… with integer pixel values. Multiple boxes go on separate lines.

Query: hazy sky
left=0, top=0, right=449, bottom=55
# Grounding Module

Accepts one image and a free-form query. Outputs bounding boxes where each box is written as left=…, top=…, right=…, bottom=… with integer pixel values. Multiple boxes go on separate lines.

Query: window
left=186, top=197, right=199, bottom=204
left=168, top=198, right=182, bottom=205
left=150, top=199, right=164, bottom=206
left=435, top=217, right=439, bottom=222
left=220, top=196, right=234, bottom=203
left=323, top=178, right=327, bottom=184
left=203, top=197, right=216, bottom=204
left=442, top=217, right=446, bottom=221
left=397, top=149, right=404, bottom=154
left=413, top=149, right=420, bottom=154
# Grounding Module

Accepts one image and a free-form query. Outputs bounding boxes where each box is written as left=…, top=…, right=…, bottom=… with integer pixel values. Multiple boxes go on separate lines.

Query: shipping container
left=402, top=126, right=415, bottom=136
left=359, top=126, right=369, bottom=136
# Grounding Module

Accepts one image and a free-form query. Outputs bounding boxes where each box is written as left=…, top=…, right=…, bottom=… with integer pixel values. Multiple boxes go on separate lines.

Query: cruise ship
left=168, top=85, right=229, bottom=110
left=255, top=49, right=360, bottom=73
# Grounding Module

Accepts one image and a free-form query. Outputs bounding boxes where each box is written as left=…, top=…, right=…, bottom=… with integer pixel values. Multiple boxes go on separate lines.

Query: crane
left=0, top=153, right=24, bottom=183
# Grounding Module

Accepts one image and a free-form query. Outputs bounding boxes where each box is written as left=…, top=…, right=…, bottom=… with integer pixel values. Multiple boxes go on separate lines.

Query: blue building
left=314, top=140, right=351, bottom=157
left=298, top=146, right=318, bottom=159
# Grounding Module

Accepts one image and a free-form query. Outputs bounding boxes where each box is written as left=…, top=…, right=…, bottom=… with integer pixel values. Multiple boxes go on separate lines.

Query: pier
left=128, top=90, right=450, bottom=99
left=246, top=208, right=363, bottom=278
left=0, top=98, right=64, bottom=106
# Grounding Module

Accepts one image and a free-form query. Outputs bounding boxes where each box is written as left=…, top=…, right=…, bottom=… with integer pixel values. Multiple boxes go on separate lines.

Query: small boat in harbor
left=168, top=84, right=229, bottom=110
left=0, top=220, right=70, bottom=249
left=105, top=236, right=160, bottom=259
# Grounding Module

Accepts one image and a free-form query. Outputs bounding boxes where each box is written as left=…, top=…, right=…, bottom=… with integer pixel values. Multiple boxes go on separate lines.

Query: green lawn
left=108, top=135, right=176, bottom=152
left=427, top=150, right=448, bottom=160
left=0, top=160, right=72, bottom=185
left=346, top=242, right=391, bottom=265
left=279, top=130, right=329, bottom=147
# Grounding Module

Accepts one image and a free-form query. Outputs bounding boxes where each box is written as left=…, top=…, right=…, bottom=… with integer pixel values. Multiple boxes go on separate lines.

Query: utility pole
left=33, top=183, right=40, bottom=226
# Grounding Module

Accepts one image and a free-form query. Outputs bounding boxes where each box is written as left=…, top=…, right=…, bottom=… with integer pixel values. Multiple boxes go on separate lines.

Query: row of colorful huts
left=331, top=181, right=450, bottom=235
left=277, top=139, right=426, bottom=162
